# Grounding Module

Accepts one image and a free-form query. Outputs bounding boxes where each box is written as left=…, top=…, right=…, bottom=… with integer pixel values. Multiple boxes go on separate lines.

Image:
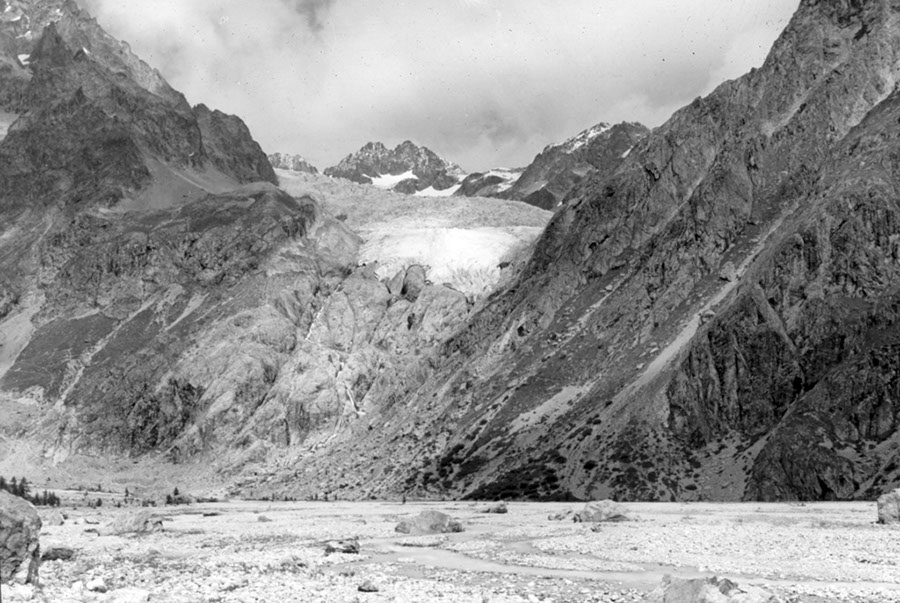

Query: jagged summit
left=324, top=139, right=465, bottom=195
left=0, top=0, right=275, bottom=215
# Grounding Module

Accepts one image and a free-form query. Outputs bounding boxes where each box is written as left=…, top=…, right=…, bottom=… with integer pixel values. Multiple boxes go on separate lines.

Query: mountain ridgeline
left=0, top=0, right=898, bottom=504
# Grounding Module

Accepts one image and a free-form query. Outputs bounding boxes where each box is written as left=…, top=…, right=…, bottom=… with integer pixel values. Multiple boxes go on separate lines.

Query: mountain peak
left=324, top=139, right=464, bottom=194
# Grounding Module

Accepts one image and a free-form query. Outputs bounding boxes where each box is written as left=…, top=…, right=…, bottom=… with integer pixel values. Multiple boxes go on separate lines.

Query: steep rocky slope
left=324, top=140, right=465, bottom=194
left=455, top=168, right=524, bottom=199
left=502, top=122, right=649, bottom=210
left=264, top=0, right=900, bottom=502
left=0, top=1, right=519, bottom=491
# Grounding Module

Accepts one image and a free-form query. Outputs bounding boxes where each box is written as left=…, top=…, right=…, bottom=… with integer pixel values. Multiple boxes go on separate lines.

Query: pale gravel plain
left=3, top=501, right=900, bottom=603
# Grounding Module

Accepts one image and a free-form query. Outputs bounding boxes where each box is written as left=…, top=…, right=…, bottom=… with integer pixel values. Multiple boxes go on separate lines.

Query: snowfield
left=366, top=169, right=418, bottom=189
left=276, top=169, right=551, bottom=298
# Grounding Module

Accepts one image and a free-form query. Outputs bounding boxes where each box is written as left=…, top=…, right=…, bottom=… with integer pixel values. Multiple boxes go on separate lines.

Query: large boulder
left=573, top=500, right=631, bottom=523
left=42, top=509, right=65, bottom=527
left=877, top=488, right=900, bottom=525
left=644, top=575, right=781, bottom=602
left=401, top=265, right=427, bottom=302
left=101, top=510, right=163, bottom=535
left=0, top=491, right=41, bottom=584
left=395, top=510, right=463, bottom=535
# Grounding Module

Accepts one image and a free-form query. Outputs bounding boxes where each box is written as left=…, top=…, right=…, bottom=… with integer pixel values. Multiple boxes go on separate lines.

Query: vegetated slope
left=0, top=1, right=489, bottom=489
left=267, top=0, right=900, bottom=502
left=324, top=140, right=465, bottom=194
left=276, top=169, right=551, bottom=299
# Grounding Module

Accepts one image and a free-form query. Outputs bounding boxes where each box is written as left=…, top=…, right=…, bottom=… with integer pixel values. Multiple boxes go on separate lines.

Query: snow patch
left=415, top=184, right=461, bottom=197
left=366, top=170, right=418, bottom=189
left=16, top=54, right=29, bottom=66
left=621, top=147, right=633, bottom=159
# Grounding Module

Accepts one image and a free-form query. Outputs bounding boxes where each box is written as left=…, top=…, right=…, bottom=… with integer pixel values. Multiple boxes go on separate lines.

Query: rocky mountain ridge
left=500, top=121, right=650, bottom=210
left=268, top=152, right=318, bottom=174
left=324, top=140, right=465, bottom=195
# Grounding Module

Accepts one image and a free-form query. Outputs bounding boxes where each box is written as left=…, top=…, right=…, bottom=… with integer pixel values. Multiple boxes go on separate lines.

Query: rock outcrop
left=268, top=152, right=318, bottom=174
left=0, top=491, right=40, bottom=585
left=502, top=121, right=649, bottom=210
left=455, top=168, right=523, bottom=198
left=324, top=140, right=464, bottom=194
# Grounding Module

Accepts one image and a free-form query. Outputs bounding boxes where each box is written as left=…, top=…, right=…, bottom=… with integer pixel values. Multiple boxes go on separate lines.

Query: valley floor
left=4, top=501, right=900, bottom=602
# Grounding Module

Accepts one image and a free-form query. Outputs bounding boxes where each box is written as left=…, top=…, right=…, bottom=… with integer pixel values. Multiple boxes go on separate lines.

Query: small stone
left=42, top=547, right=76, bottom=561
left=324, top=538, right=360, bottom=555
left=2, top=584, right=35, bottom=601
left=87, top=577, right=108, bottom=593
left=257, top=515, right=273, bottom=523
left=481, top=502, right=508, bottom=514
left=877, top=488, right=900, bottom=524
left=358, top=580, right=379, bottom=593
left=108, top=587, right=151, bottom=603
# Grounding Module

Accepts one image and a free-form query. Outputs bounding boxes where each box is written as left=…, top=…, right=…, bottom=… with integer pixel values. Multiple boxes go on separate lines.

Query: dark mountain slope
left=275, top=0, right=900, bottom=502
left=503, top=121, right=649, bottom=210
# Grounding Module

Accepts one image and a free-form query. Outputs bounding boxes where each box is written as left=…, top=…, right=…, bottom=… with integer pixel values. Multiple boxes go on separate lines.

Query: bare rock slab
left=877, top=488, right=900, bottom=524
left=0, top=491, right=41, bottom=585
left=395, top=510, right=463, bottom=535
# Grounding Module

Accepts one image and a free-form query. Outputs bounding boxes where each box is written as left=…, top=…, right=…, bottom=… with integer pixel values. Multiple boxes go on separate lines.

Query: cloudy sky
left=82, top=0, right=799, bottom=172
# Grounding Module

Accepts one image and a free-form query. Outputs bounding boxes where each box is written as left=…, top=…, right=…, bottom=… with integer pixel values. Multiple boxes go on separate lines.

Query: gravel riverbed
left=2, top=501, right=899, bottom=602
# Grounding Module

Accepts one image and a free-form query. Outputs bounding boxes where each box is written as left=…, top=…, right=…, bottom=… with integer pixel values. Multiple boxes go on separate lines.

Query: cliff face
left=264, top=0, right=900, bottom=502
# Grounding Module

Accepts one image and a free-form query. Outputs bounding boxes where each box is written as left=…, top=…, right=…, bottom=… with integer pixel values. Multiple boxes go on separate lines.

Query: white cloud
left=81, top=0, right=799, bottom=171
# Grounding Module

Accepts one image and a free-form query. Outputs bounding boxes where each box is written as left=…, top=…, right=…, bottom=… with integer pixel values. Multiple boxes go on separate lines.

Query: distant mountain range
left=302, top=121, right=649, bottom=209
